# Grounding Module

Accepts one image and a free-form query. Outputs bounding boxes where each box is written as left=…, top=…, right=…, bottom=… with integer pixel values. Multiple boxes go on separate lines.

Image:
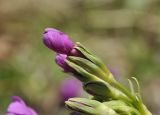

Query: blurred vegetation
left=0, top=0, right=160, bottom=114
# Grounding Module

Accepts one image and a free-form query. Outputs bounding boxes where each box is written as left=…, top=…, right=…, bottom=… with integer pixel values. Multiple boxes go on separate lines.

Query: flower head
left=6, top=96, right=38, bottom=115
left=55, top=53, right=73, bottom=72
left=43, top=28, right=74, bottom=54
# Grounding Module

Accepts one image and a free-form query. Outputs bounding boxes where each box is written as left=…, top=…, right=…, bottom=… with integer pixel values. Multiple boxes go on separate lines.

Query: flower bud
left=43, top=28, right=74, bottom=54
left=55, top=53, right=73, bottom=72
left=65, top=98, right=117, bottom=115
left=6, top=96, right=37, bottom=115
left=59, top=77, right=82, bottom=101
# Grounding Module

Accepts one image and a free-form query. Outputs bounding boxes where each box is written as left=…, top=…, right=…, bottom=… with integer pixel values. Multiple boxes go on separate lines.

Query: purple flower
left=59, top=77, right=82, bottom=101
left=43, top=28, right=74, bottom=54
left=55, top=53, right=73, bottom=72
left=6, top=96, right=38, bottom=115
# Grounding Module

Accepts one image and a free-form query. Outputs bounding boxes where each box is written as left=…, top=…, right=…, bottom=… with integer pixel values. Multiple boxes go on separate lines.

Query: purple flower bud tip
left=55, top=53, right=73, bottom=72
left=7, top=96, right=38, bottom=115
left=70, top=48, right=83, bottom=57
left=60, top=77, right=82, bottom=101
left=43, top=28, right=74, bottom=54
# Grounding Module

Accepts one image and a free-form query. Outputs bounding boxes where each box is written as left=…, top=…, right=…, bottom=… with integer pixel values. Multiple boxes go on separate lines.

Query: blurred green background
left=0, top=0, right=160, bottom=114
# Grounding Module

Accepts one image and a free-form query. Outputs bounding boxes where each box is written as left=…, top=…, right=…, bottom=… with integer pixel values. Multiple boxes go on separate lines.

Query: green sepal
left=104, top=100, right=140, bottom=115
left=65, top=60, right=101, bottom=83
left=68, top=56, right=107, bottom=81
left=84, top=81, right=110, bottom=97
left=84, top=81, right=131, bottom=103
left=74, top=42, right=116, bottom=84
left=75, top=42, right=110, bottom=75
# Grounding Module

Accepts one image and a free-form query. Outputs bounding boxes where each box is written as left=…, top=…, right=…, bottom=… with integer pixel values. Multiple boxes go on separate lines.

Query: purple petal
left=11, top=96, right=26, bottom=105
left=28, top=107, right=38, bottom=115
left=7, top=96, right=38, bottom=115
left=7, top=101, right=32, bottom=115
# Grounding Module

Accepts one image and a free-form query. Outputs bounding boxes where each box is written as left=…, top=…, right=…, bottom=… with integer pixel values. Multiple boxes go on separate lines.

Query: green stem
left=111, top=80, right=150, bottom=115
left=98, top=66, right=150, bottom=115
left=97, top=66, right=151, bottom=114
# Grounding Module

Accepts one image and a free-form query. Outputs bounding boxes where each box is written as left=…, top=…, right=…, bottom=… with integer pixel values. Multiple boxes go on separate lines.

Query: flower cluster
left=42, top=27, right=153, bottom=115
